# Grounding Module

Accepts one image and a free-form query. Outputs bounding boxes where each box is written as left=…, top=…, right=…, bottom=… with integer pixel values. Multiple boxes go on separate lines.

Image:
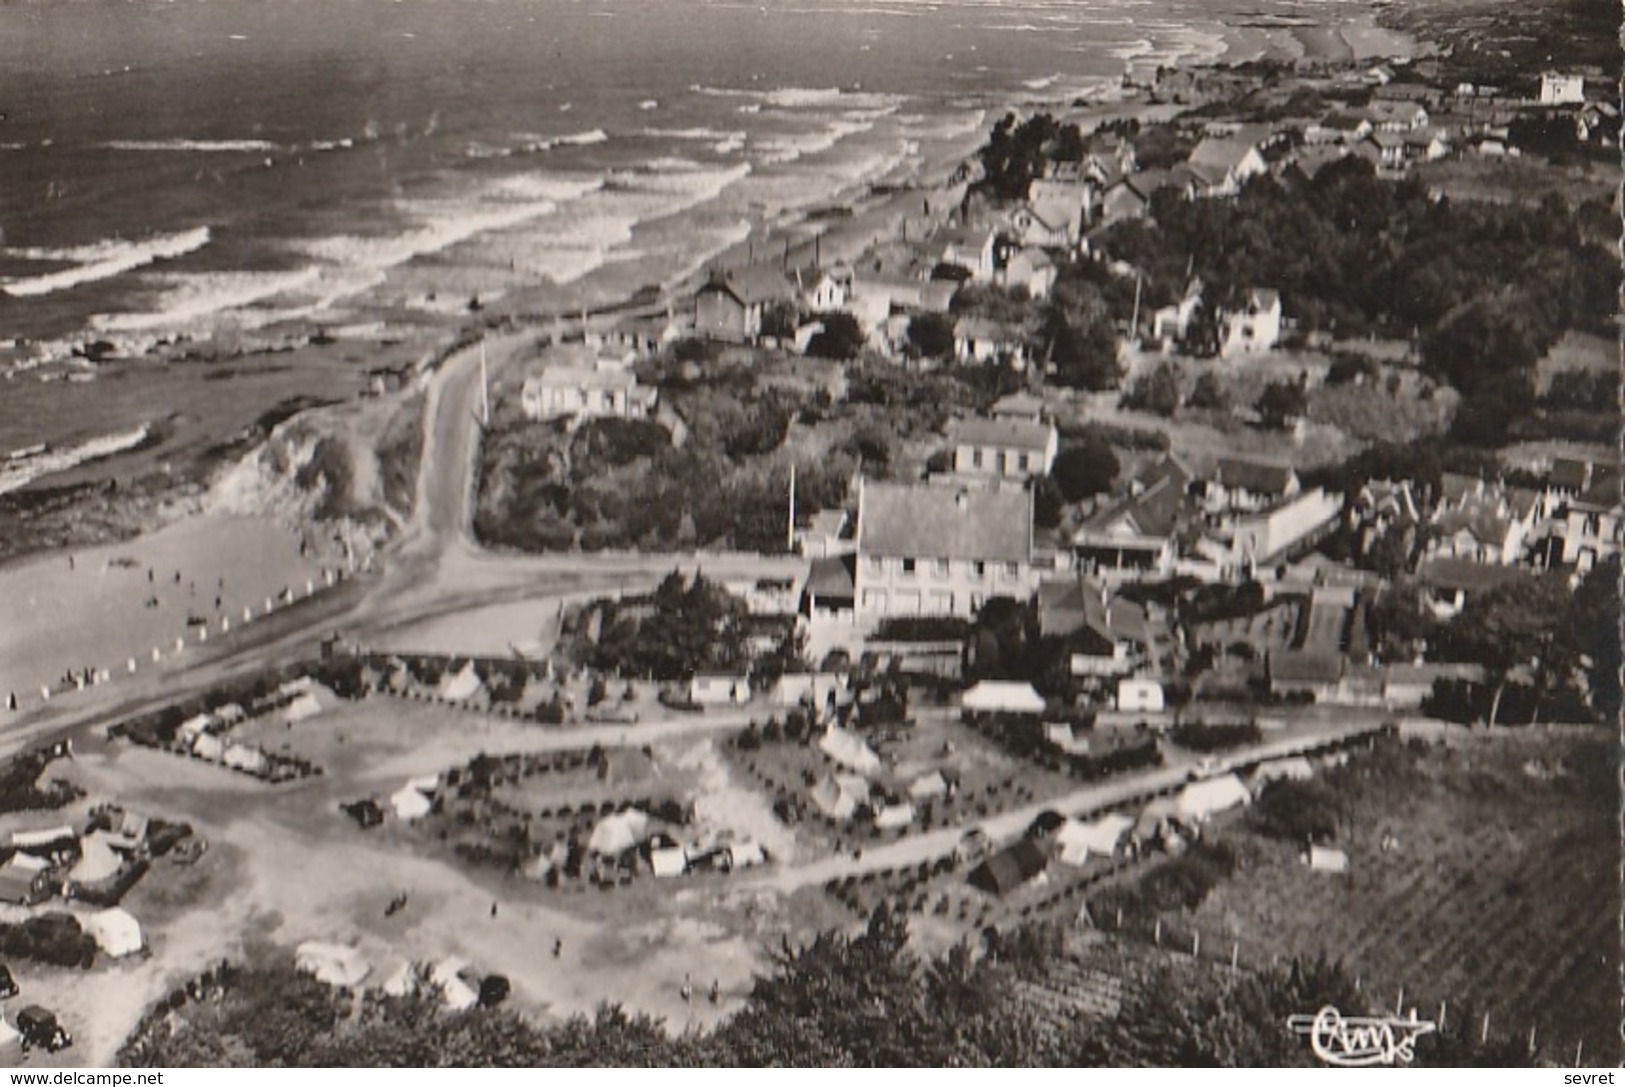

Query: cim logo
left=1287, top=1005, right=1438, bottom=1067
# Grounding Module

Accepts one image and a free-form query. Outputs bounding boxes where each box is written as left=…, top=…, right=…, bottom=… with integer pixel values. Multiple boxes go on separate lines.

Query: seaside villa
left=520, top=358, right=657, bottom=423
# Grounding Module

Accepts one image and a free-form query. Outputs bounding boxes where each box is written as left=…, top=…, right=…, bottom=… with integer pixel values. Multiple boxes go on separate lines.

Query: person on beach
left=67, top=555, right=74, bottom=571
left=553, top=938, right=563, bottom=958
left=148, top=568, right=154, bottom=584
left=490, top=900, right=498, bottom=919
left=709, top=980, right=720, bottom=1005
left=680, top=975, right=693, bottom=1003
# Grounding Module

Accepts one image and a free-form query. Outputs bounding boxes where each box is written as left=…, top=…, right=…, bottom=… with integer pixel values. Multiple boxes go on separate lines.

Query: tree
left=1435, top=571, right=1575, bottom=726
left=1123, top=362, right=1182, bottom=417
left=804, top=312, right=865, bottom=360
left=905, top=312, right=957, bottom=360
left=1185, top=371, right=1230, bottom=411
left=760, top=300, right=800, bottom=341
left=1254, top=378, right=1308, bottom=430
left=1052, top=433, right=1120, bottom=502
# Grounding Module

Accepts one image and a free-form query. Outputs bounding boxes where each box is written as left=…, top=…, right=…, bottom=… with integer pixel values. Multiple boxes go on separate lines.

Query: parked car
left=0, top=964, right=17, bottom=1000
left=585, top=706, right=639, bottom=725
left=16, top=1006, right=71, bottom=1053
left=172, top=836, right=209, bottom=865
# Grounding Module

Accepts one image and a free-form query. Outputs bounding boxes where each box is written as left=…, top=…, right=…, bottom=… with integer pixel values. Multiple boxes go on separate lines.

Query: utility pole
left=787, top=464, right=797, bottom=552
left=1130, top=272, right=1144, bottom=341
left=479, top=340, right=490, bottom=427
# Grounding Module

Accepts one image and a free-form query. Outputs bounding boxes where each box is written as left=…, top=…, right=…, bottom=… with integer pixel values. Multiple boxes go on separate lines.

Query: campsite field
left=1178, top=729, right=1619, bottom=1065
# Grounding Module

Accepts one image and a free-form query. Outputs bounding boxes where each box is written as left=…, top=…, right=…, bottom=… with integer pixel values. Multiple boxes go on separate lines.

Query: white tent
left=178, top=714, right=215, bottom=739
left=650, top=846, right=688, bottom=878
left=727, top=841, right=765, bottom=870
left=1055, top=813, right=1134, bottom=865
left=222, top=744, right=266, bottom=774
left=818, top=727, right=881, bottom=776
left=215, top=703, right=247, bottom=725
left=907, top=771, right=949, bottom=801
left=0, top=1016, right=17, bottom=1048
left=588, top=809, right=649, bottom=856
left=439, top=662, right=483, bottom=702
left=284, top=692, right=323, bottom=724
left=296, top=942, right=371, bottom=987
left=1307, top=845, right=1350, bottom=873
left=191, top=733, right=226, bottom=761
left=71, top=832, right=123, bottom=884
left=962, top=681, right=1045, bottom=715
left=279, top=676, right=316, bottom=699
left=383, top=961, right=425, bottom=998
left=1247, top=756, right=1315, bottom=792
left=873, top=802, right=915, bottom=830
left=390, top=785, right=433, bottom=821
left=810, top=773, right=868, bottom=821
left=1177, top=774, right=1252, bottom=822
left=82, top=907, right=143, bottom=958
left=430, top=958, right=480, bottom=1012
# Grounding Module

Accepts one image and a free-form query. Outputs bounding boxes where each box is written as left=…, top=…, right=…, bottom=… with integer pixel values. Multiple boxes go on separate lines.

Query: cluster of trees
left=1099, top=159, right=1614, bottom=445
left=579, top=571, right=753, bottom=682
left=974, top=112, right=1085, bottom=201
left=1120, top=363, right=1305, bottom=430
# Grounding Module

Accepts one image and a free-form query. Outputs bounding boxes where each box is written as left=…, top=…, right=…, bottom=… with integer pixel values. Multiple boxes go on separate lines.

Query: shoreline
left=0, top=5, right=1430, bottom=624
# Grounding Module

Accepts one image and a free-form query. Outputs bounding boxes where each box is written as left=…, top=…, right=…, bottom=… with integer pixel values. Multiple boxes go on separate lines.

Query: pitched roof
left=1577, top=464, right=1621, bottom=509
left=990, top=392, right=1046, bottom=419
left=1215, top=457, right=1297, bottom=496
left=968, top=838, right=1049, bottom=896
left=532, top=364, right=640, bottom=390
left=1188, top=136, right=1262, bottom=174
left=946, top=416, right=1053, bottom=454
left=1548, top=458, right=1591, bottom=491
left=1270, top=650, right=1346, bottom=684
left=700, top=265, right=795, bottom=305
left=1081, top=456, right=1192, bottom=540
left=1417, top=557, right=1534, bottom=593
left=860, top=481, right=1033, bottom=562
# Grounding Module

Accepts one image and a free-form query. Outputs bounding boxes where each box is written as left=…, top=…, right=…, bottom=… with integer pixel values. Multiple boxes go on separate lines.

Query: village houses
left=694, top=266, right=798, bottom=342
left=943, top=414, right=1059, bottom=484
left=1217, top=288, right=1283, bottom=356
left=520, top=356, right=658, bottom=423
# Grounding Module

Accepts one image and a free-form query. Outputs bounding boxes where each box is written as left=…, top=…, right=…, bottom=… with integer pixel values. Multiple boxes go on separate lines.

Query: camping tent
left=1247, top=755, right=1315, bottom=793
left=649, top=846, right=688, bottom=878
left=809, top=773, right=868, bottom=821
left=818, top=727, right=881, bottom=776
left=962, top=681, right=1045, bottom=715
left=430, top=959, right=480, bottom=1012
left=382, top=961, right=425, bottom=998
left=284, top=692, right=323, bottom=724
left=191, top=733, right=226, bottom=761
left=873, top=802, right=915, bottom=830
left=1176, top=774, right=1252, bottom=822
left=82, top=907, right=143, bottom=958
left=10, top=826, right=75, bottom=852
left=178, top=714, right=215, bottom=740
left=439, top=662, right=483, bottom=702
left=390, top=784, right=433, bottom=821
left=1054, top=813, right=1134, bottom=866
left=295, top=942, right=370, bottom=987
left=1307, top=845, right=1350, bottom=873
left=71, top=833, right=122, bottom=885
left=726, top=841, right=765, bottom=870
left=587, top=810, right=650, bottom=856
left=968, top=839, right=1049, bottom=896
left=221, top=744, right=266, bottom=774
left=907, top=771, right=949, bottom=801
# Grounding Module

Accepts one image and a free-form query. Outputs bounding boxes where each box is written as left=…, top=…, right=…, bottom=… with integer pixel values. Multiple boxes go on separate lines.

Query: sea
left=0, top=0, right=1401, bottom=470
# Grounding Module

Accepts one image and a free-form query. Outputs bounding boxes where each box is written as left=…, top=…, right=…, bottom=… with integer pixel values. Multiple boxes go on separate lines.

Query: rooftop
left=1418, top=557, right=1535, bottom=593
left=946, top=415, right=1054, bottom=454
left=859, top=481, right=1032, bottom=562
left=700, top=265, right=796, bottom=306
left=1270, top=650, right=1346, bottom=685
left=1214, top=456, right=1297, bottom=496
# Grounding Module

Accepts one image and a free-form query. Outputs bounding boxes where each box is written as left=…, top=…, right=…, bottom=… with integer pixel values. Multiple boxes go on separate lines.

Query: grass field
left=1179, top=730, right=1620, bottom=1065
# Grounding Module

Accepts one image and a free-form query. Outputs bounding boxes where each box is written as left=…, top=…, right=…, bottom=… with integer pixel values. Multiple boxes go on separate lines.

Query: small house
left=1176, top=773, right=1251, bottom=823
left=688, top=674, right=751, bottom=706
left=961, top=681, right=1045, bottom=716
left=1115, top=678, right=1164, bottom=713
left=945, top=415, right=1059, bottom=481
left=967, top=838, right=1050, bottom=896
left=1218, top=288, right=1282, bottom=356
left=694, top=266, right=796, bottom=342
left=1539, top=72, right=1585, bottom=106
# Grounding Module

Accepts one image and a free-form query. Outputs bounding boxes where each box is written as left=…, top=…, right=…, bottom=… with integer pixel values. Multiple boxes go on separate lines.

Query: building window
left=867, top=556, right=885, bottom=574
left=1017, top=453, right=1029, bottom=473
left=1003, top=562, right=1020, bottom=579
left=901, top=558, right=916, bottom=575
left=996, top=452, right=1008, bottom=475
left=972, top=449, right=983, bottom=469
left=933, top=559, right=949, bottom=578
left=973, top=561, right=987, bottom=579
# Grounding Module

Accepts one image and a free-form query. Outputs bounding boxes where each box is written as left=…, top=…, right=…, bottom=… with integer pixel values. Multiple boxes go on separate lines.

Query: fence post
left=1438, top=1001, right=1446, bottom=1031
left=1231, top=942, right=1239, bottom=975
left=1527, top=1025, right=1536, bottom=1055
left=1481, top=1012, right=1490, bottom=1044
left=1192, top=930, right=1199, bottom=958
left=1396, top=986, right=1404, bottom=1015
left=1574, top=1039, right=1583, bottom=1067
left=1154, top=917, right=1161, bottom=945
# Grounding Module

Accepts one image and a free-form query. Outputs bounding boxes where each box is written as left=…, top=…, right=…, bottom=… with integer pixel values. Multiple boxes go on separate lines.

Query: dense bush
left=1250, top=778, right=1341, bottom=844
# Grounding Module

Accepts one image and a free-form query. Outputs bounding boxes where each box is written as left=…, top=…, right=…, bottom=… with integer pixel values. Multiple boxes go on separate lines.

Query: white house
left=1218, top=288, right=1282, bottom=356
left=1150, top=279, right=1203, bottom=344
left=935, top=224, right=999, bottom=282
left=1227, top=488, right=1343, bottom=570
left=521, top=360, right=658, bottom=422
left=854, top=480, right=1052, bottom=622
left=792, top=264, right=853, bottom=312
left=953, top=317, right=1024, bottom=366
left=945, top=415, right=1059, bottom=481
left=1539, top=72, right=1586, bottom=106
left=688, top=675, right=751, bottom=705
left=1012, top=179, right=1088, bottom=249
left=1072, top=456, right=1192, bottom=581
left=999, top=247, right=1056, bottom=299
left=1181, top=136, right=1268, bottom=198
left=1116, top=678, right=1165, bottom=713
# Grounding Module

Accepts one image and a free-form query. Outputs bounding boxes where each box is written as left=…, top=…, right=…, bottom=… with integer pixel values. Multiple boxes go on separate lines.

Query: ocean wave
left=2, top=226, right=212, bottom=298
left=88, top=268, right=324, bottom=333
left=638, top=126, right=748, bottom=143
left=103, top=138, right=280, bottom=153
left=754, top=119, right=874, bottom=166
left=0, top=424, right=150, bottom=497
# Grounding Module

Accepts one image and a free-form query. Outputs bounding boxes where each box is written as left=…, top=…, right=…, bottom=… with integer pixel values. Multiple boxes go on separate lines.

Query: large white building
left=853, top=481, right=1060, bottom=622
left=520, top=359, right=658, bottom=422
left=945, top=415, right=1059, bottom=482
left=1539, top=72, right=1586, bottom=106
